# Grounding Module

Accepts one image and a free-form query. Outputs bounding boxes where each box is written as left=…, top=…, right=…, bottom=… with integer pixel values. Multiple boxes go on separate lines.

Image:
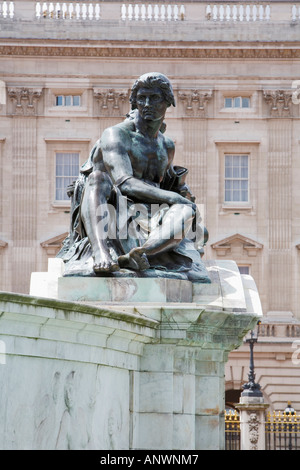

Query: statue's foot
left=93, top=250, right=120, bottom=273
left=118, top=248, right=150, bottom=271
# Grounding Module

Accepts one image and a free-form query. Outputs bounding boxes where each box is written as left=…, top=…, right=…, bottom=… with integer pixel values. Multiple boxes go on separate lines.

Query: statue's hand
left=168, top=192, right=196, bottom=212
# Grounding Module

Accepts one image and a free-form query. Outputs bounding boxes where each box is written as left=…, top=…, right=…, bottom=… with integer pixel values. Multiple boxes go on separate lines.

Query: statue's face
left=136, top=86, right=169, bottom=121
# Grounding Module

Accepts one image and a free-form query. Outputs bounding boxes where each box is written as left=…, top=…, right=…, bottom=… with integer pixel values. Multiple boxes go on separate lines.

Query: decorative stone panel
left=7, top=87, right=43, bottom=116
left=178, top=89, right=213, bottom=118
left=263, top=90, right=293, bottom=118
left=93, top=88, right=130, bottom=117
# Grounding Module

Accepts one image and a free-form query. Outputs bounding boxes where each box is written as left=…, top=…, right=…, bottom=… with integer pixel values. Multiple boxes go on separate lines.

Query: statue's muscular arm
left=98, top=126, right=193, bottom=207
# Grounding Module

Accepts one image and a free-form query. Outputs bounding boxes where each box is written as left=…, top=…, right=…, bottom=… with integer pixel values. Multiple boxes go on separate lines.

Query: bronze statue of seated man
left=58, top=72, right=210, bottom=283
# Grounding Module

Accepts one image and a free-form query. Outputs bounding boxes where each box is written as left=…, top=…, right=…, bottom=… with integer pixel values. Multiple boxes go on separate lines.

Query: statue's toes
left=110, top=261, right=120, bottom=272
left=94, top=259, right=120, bottom=273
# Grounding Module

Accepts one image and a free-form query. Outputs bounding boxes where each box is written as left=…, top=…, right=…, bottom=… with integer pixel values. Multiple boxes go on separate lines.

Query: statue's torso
left=127, top=129, right=170, bottom=185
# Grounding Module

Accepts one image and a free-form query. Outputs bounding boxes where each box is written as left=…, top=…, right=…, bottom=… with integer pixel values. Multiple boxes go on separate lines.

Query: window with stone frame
left=55, top=152, right=79, bottom=201
left=224, top=154, right=249, bottom=203
left=238, top=265, right=250, bottom=275
left=224, top=96, right=250, bottom=108
left=55, top=95, right=81, bottom=106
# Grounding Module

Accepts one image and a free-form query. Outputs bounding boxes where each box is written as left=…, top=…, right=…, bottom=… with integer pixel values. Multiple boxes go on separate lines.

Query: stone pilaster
left=178, top=90, right=212, bottom=206
left=263, top=90, right=294, bottom=314
left=8, top=87, right=43, bottom=293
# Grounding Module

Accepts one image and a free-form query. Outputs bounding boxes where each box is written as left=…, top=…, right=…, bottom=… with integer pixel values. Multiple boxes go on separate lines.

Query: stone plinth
left=0, top=259, right=262, bottom=450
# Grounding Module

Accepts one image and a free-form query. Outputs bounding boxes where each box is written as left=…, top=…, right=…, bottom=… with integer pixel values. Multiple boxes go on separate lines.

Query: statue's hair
left=130, top=72, right=176, bottom=110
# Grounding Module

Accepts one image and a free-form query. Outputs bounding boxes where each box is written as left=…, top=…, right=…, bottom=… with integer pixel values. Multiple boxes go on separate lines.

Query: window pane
left=241, top=167, right=248, bottom=178
left=225, top=180, right=232, bottom=190
left=224, top=98, right=232, bottom=108
left=233, top=190, right=240, bottom=201
left=225, top=190, right=231, bottom=201
left=56, top=152, right=63, bottom=164
left=56, top=188, right=63, bottom=200
left=56, top=96, right=63, bottom=106
left=71, top=153, right=78, bottom=164
left=64, top=164, right=71, bottom=176
left=233, top=167, right=240, bottom=178
left=73, top=95, right=80, bottom=106
left=225, top=167, right=232, bottom=178
left=234, top=97, right=241, bottom=108
left=225, top=155, right=232, bottom=166
left=56, top=152, right=79, bottom=200
left=224, top=154, right=249, bottom=202
left=241, top=155, right=248, bottom=166
left=56, top=177, right=63, bottom=188
left=56, top=165, right=63, bottom=176
left=242, top=97, right=250, bottom=108
left=65, top=95, right=72, bottom=106
left=238, top=266, right=249, bottom=275
left=241, top=190, right=248, bottom=201
left=232, top=155, right=240, bottom=166
left=233, top=180, right=240, bottom=190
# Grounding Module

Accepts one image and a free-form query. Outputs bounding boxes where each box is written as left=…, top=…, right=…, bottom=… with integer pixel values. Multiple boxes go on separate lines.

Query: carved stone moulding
left=1, top=45, right=300, bottom=60
left=40, top=232, right=68, bottom=256
left=263, top=89, right=293, bottom=118
left=211, top=233, right=263, bottom=257
left=177, top=89, right=213, bottom=117
left=93, top=87, right=130, bottom=117
left=7, top=87, right=43, bottom=116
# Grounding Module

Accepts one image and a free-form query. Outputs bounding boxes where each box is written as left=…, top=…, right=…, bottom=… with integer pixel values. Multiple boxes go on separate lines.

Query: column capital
left=7, top=87, right=43, bottom=116
left=263, top=89, right=293, bottom=117
left=93, top=87, right=129, bottom=117
left=177, top=89, right=213, bottom=117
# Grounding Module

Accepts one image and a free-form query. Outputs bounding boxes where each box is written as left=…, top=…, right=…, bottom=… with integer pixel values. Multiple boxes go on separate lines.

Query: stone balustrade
left=121, top=3, right=185, bottom=22
left=0, top=1, right=14, bottom=17
left=258, top=322, right=300, bottom=339
left=292, top=3, right=300, bottom=20
left=205, top=3, right=271, bottom=22
left=36, top=1, right=101, bottom=19
left=1, top=1, right=300, bottom=22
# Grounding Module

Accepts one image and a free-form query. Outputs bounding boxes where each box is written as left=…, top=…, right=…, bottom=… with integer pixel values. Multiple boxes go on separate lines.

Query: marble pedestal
left=0, top=260, right=262, bottom=450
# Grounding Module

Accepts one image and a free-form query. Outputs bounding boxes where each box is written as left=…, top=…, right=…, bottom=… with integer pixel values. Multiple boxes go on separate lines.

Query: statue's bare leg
left=118, top=204, right=195, bottom=270
left=81, top=170, right=119, bottom=273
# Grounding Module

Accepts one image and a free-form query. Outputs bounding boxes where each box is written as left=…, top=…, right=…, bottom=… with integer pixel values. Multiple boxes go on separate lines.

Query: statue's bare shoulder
left=96, top=121, right=135, bottom=182
left=100, top=120, right=133, bottom=153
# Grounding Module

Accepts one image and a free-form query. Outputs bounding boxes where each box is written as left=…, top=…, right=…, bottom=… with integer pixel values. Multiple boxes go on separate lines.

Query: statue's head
left=130, top=72, right=176, bottom=110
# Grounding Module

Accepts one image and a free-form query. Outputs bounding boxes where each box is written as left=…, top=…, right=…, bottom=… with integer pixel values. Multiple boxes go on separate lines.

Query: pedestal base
left=0, top=260, right=262, bottom=450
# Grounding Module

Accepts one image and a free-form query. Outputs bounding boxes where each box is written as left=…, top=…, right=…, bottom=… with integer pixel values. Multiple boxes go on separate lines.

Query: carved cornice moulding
left=40, top=232, right=68, bottom=256
left=211, top=233, right=263, bottom=257
left=1, top=45, right=300, bottom=59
